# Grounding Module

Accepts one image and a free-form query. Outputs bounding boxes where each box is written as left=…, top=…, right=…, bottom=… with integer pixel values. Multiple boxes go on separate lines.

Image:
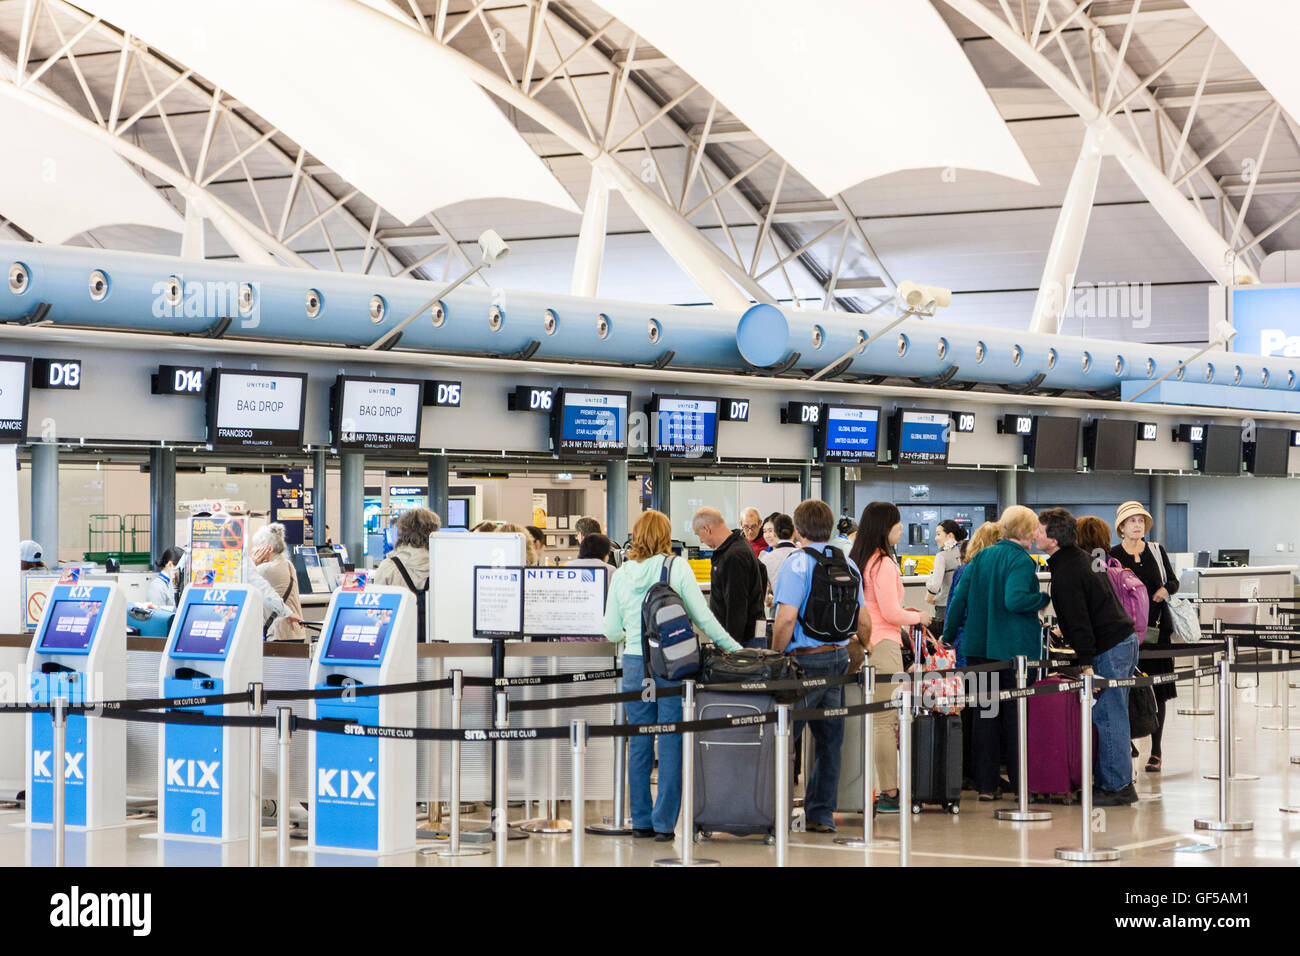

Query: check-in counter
left=0, top=634, right=619, bottom=814
left=1188, top=565, right=1297, bottom=627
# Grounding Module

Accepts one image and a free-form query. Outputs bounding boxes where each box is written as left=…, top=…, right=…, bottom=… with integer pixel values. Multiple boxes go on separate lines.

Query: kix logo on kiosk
left=308, top=585, right=416, bottom=855
left=157, top=583, right=263, bottom=847
left=26, top=582, right=127, bottom=836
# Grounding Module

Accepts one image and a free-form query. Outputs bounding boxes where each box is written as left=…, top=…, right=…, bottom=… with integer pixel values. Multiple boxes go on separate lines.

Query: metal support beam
left=312, top=448, right=328, bottom=547
left=148, top=446, right=176, bottom=567
left=1150, top=474, right=1167, bottom=542
left=1031, top=126, right=1104, bottom=334
left=820, top=465, right=842, bottom=520
left=340, top=453, right=365, bottom=567
left=650, top=459, right=671, bottom=523
left=428, top=454, right=450, bottom=527
left=997, top=470, right=1019, bottom=515
left=941, top=0, right=1258, bottom=285
left=181, top=202, right=205, bottom=261
left=31, top=443, right=59, bottom=570
left=799, top=465, right=812, bottom=504
left=571, top=170, right=610, bottom=297
left=606, top=457, right=628, bottom=546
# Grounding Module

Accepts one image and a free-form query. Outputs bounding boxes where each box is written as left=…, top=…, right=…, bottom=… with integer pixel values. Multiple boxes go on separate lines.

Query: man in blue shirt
left=772, top=499, right=872, bottom=833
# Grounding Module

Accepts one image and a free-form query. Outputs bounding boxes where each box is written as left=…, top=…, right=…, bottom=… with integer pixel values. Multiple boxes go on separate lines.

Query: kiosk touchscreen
left=157, top=584, right=263, bottom=842
left=308, top=585, right=416, bottom=854
left=26, top=583, right=126, bottom=830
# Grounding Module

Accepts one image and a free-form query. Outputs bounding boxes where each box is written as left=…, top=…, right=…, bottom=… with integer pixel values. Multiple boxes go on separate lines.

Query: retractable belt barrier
left=1188, top=596, right=1300, bottom=604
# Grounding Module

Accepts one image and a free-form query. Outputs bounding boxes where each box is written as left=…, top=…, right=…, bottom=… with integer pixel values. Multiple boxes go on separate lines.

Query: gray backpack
left=641, top=555, right=701, bottom=680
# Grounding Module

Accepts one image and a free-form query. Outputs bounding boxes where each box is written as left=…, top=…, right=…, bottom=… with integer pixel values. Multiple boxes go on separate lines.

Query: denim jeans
left=792, top=647, right=849, bottom=828
left=1091, top=634, right=1138, bottom=791
left=622, top=655, right=683, bottom=834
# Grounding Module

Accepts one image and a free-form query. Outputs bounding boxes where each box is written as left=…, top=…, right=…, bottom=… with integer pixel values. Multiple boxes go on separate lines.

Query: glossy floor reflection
left=5, top=686, right=1299, bottom=867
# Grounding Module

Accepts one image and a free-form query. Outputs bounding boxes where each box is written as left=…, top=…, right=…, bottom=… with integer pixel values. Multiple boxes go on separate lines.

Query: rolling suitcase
left=907, top=626, right=962, bottom=814
left=1026, top=676, right=1084, bottom=801
left=693, top=690, right=778, bottom=843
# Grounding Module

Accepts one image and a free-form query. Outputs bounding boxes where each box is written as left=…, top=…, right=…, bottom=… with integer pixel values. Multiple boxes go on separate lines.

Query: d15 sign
left=424, top=381, right=462, bottom=407
left=31, top=359, right=81, bottom=390
left=153, top=365, right=205, bottom=395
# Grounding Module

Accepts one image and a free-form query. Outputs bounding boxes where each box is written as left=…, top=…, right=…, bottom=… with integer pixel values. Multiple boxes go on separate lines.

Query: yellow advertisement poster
left=190, top=516, right=247, bottom=584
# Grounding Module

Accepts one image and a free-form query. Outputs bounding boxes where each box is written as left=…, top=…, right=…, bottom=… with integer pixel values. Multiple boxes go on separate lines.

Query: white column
left=1030, top=126, right=1104, bottom=334
left=570, top=170, right=610, bottom=298
left=182, top=201, right=205, bottom=260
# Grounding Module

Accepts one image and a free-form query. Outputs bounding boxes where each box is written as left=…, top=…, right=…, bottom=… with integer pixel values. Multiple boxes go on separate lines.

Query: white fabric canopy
left=79, top=0, right=580, bottom=223
left=594, top=0, right=1038, bottom=196
left=1185, top=1, right=1300, bottom=131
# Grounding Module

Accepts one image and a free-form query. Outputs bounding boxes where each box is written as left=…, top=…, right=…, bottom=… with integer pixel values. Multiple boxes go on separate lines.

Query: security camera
left=897, top=280, right=952, bottom=311
left=477, top=229, right=510, bottom=267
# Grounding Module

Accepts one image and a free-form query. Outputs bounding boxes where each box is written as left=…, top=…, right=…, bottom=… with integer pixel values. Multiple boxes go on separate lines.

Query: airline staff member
left=146, top=547, right=185, bottom=608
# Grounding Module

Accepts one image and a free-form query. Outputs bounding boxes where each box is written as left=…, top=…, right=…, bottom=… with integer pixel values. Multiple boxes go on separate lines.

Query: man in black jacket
left=692, top=507, right=766, bottom=648
left=1037, top=508, right=1140, bottom=806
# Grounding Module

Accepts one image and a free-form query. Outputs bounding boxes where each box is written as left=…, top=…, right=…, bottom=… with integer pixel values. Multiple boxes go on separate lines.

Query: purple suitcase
left=1026, top=676, right=1081, bottom=799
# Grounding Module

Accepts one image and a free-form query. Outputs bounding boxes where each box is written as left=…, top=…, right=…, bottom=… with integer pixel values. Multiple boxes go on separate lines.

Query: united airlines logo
left=247, top=380, right=278, bottom=391
left=366, top=386, right=397, bottom=396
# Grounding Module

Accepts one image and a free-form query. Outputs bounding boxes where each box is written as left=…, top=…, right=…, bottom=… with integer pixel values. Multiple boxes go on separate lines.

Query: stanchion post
left=276, top=707, right=291, bottom=866
left=835, top=665, right=897, bottom=850
left=775, top=703, right=791, bottom=867
left=1197, top=659, right=1253, bottom=831
left=494, top=689, right=509, bottom=867
left=248, top=682, right=263, bottom=869
left=1206, top=637, right=1259, bottom=781
left=521, top=656, right=571, bottom=833
left=571, top=719, right=586, bottom=867
left=997, top=656, right=1052, bottom=823
left=654, top=679, right=719, bottom=867
left=898, top=690, right=912, bottom=868
left=52, top=696, right=67, bottom=869
left=1179, top=618, right=1215, bottom=717
left=433, top=669, right=488, bottom=857
left=1055, top=674, right=1119, bottom=862
left=587, top=699, right=631, bottom=835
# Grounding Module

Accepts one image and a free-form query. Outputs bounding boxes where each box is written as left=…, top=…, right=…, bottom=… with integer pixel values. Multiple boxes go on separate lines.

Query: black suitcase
left=693, top=690, right=778, bottom=843
left=910, top=712, right=963, bottom=814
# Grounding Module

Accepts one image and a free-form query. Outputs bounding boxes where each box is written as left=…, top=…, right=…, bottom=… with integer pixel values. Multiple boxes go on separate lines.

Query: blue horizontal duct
left=3, top=241, right=1297, bottom=411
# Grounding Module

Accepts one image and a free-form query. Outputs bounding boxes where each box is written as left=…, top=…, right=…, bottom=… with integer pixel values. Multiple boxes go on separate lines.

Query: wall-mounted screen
left=1084, top=419, right=1137, bottom=473
left=819, top=405, right=881, bottom=464
left=651, top=395, right=719, bottom=460
left=552, top=389, right=630, bottom=458
left=1026, top=416, right=1080, bottom=471
left=1197, top=424, right=1243, bottom=476
left=1245, top=427, right=1290, bottom=477
left=207, top=369, right=307, bottom=451
left=331, top=375, right=424, bottom=453
left=0, top=355, right=31, bottom=443
left=890, top=409, right=950, bottom=466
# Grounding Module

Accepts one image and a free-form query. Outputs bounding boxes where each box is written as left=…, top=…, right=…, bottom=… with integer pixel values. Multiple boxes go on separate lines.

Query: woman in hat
left=1109, top=500, right=1179, bottom=772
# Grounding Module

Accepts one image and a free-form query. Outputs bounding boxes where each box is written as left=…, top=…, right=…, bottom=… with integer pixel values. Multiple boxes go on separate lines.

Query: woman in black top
left=1110, top=501, right=1178, bottom=772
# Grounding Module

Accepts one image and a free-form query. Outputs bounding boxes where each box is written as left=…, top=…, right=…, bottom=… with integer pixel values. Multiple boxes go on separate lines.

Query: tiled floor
left=7, top=684, right=1300, bottom=867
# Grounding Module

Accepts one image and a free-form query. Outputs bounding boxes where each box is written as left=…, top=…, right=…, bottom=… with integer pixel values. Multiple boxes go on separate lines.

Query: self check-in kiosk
left=157, top=584, right=263, bottom=842
left=26, top=582, right=126, bottom=829
left=308, top=585, right=416, bottom=854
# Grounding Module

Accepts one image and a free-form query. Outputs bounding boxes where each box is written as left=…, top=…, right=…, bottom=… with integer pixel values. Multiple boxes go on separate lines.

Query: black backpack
left=641, top=555, right=701, bottom=680
left=390, top=556, right=430, bottom=643
left=796, top=547, right=862, bottom=643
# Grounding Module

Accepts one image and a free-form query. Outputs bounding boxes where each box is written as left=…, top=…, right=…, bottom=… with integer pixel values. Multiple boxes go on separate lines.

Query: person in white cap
left=20, top=540, right=46, bottom=572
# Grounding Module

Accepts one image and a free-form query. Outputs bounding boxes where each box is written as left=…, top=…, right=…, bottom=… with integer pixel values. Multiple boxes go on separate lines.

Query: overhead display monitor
left=0, top=355, right=32, bottom=443
left=1084, top=419, right=1138, bottom=473
left=1026, top=416, right=1080, bottom=471
left=207, top=369, right=307, bottom=451
left=819, top=404, right=881, bottom=464
left=552, top=389, right=630, bottom=458
left=1245, top=427, right=1290, bottom=477
left=172, top=601, right=240, bottom=658
left=650, top=395, right=719, bottom=460
left=890, top=409, right=950, bottom=466
left=37, top=599, right=104, bottom=653
left=331, top=375, right=424, bottom=454
left=1197, top=424, right=1243, bottom=476
left=320, top=606, right=396, bottom=665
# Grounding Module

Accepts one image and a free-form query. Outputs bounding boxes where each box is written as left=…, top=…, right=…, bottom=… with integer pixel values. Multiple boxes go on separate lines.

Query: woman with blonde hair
left=942, top=506, right=1049, bottom=800
left=497, top=522, right=540, bottom=566
left=602, top=510, right=743, bottom=841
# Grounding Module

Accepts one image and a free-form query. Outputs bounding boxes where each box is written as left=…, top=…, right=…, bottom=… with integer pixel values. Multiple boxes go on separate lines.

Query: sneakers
left=978, top=792, right=997, bottom=803
left=632, top=828, right=655, bottom=839
left=807, top=821, right=836, bottom=834
left=1092, top=785, right=1138, bottom=807
left=874, top=792, right=900, bottom=814
left=653, top=831, right=675, bottom=842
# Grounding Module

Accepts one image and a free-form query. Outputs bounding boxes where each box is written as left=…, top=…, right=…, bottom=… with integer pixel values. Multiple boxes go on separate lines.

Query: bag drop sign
left=216, top=374, right=302, bottom=430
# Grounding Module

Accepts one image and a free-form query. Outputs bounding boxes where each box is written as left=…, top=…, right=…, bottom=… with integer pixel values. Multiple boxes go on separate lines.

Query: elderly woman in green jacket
left=942, top=505, right=1050, bottom=801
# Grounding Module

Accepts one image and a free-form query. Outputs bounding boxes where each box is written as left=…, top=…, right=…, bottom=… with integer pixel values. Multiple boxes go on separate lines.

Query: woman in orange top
left=848, top=502, right=933, bottom=814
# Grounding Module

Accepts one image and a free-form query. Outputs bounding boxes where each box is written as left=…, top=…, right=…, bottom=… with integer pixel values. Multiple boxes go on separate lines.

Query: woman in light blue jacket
left=603, top=510, right=742, bottom=842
